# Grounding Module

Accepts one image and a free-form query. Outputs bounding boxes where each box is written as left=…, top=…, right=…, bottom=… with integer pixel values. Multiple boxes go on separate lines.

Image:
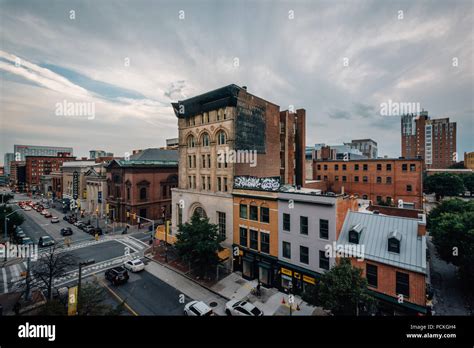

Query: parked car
left=40, top=210, right=48, bottom=215
left=225, top=300, right=263, bottom=316
left=23, top=206, right=32, bottom=211
left=51, top=216, right=60, bottom=223
left=74, top=221, right=85, bottom=228
left=105, top=267, right=129, bottom=285
left=21, top=237, right=34, bottom=245
left=44, top=212, right=52, bottom=218
left=184, top=301, right=214, bottom=316
left=60, top=227, right=73, bottom=236
left=39, top=236, right=55, bottom=247
left=124, top=259, right=145, bottom=272
left=63, top=216, right=69, bottom=221
left=15, top=232, right=27, bottom=242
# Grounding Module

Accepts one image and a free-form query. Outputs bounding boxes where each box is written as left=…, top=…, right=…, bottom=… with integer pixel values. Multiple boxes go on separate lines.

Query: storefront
left=276, top=261, right=320, bottom=295
left=233, top=246, right=278, bottom=287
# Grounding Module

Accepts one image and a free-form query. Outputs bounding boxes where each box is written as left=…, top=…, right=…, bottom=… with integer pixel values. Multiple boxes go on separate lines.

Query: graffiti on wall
left=233, top=176, right=280, bottom=191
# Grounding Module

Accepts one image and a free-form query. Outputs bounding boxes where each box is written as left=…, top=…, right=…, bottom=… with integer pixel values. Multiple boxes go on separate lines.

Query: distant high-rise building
left=14, top=145, right=73, bottom=161
left=165, top=138, right=179, bottom=149
left=89, top=150, right=114, bottom=159
left=401, top=111, right=457, bottom=169
left=3, top=152, right=15, bottom=175
left=347, top=139, right=378, bottom=159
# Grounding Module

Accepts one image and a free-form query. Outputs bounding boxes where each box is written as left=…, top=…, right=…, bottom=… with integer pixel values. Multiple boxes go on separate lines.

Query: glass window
left=410, top=164, right=416, bottom=171
left=407, top=184, right=412, bottom=192
left=282, top=241, right=291, bottom=259
left=386, top=177, right=392, bottom=184
left=402, top=164, right=408, bottom=171
left=260, top=232, right=270, bottom=254
left=202, top=133, right=210, bottom=147
left=354, top=176, right=359, bottom=182
left=283, top=213, right=290, bottom=231
left=250, top=229, right=258, bottom=250
left=320, top=219, right=329, bottom=239
left=342, top=164, right=347, bottom=170
left=396, top=272, right=410, bottom=297
left=363, top=176, right=368, bottom=183
left=300, top=216, right=308, bottom=235
left=388, top=238, right=400, bottom=253
left=363, top=164, right=368, bottom=171
left=354, top=164, right=359, bottom=170
left=217, top=131, right=226, bottom=145
left=377, top=164, right=382, bottom=171
left=249, top=205, right=258, bottom=221
left=376, top=176, right=382, bottom=183
left=187, top=135, right=195, bottom=148
left=366, top=264, right=378, bottom=288
left=239, top=227, right=247, bottom=247
left=386, top=164, right=392, bottom=171
left=217, top=212, right=226, bottom=239
left=239, top=204, right=247, bottom=219
left=260, top=207, right=269, bottom=223
left=300, top=246, right=309, bottom=264
left=319, top=250, right=329, bottom=270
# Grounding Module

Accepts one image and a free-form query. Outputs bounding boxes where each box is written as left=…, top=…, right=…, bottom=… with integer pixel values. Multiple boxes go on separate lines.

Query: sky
left=0, top=0, right=473, bottom=164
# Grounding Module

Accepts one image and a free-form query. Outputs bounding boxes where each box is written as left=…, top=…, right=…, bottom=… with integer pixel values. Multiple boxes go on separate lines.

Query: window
left=319, top=250, right=329, bottom=270
left=202, top=155, right=206, bottom=168
left=207, top=154, right=211, bottom=168
left=283, top=213, right=290, bottom=231
left=250, top=229, right=258, bottom=250
left=402, top=164, right=408, bottom=171
left=354, top=164, right=359, bottom=170
left=320, top=219, right=329, bottom=239
left=324, top=164, right=328, bottom=170
left=127, top=187, right=130, bottom=200
left=187, top=135, right=195, bottom=148
left=115, top=187, right=121, bottom=198
left=366, top=264, right=378, bottom=288
left=354, top=176, right=359, bottom=182
left=410, top=163, right=416, bottom=171
left=363, top=164, right=368, bottom=171
left=217, top=131, right=226, bottom=145
left=335, top=164, right=339, bottom=171
left=188, top=155, right=193, bottom=168
left=282, top=241, right=291, bottom=259
left=249, top=205, right=258, bottom=221
left=260, top=207, right=269, bottom=223
left=300, top=216, right=308, bottom=235
left=376, top=196, right=382, bottom=203
left=386, top=177, right=392, bottom=184
left=217, top=212, right=226, bottom=238
left=342, top=176, right=347, bottom=182
left=386, top=164, right=392, bottom=171
left=240, top=204, right=248, bottom=219
left=300, top=246, right=309, bottom=264
left=362, top=194, right=368, bottom=199
left=388, top=237, right=400, bottom=253
left=140, top=187, right=146, bottom=201
left=201, top=176, right=206, bottom=190
left=335, top=175, right=339, bottom=181
left=376, top=176, right=382, bottom=183
left=224, top=177, right=228, bottom=192
left=363, top=176, right=368, bottom=183
left=377, top=164, right=382, bottom=171
left=260, top=232, right=270, bottom=254
left=217, top=177, right=222, bottom=191
left=202, top=133, right=210, bottom=147
left=396, top=272, right=410, bottom=297
left=317, top=164, right=321, bottom=170
left=407, top=184, right=412, bottom=192
left=342, top=164, right=347, bottom=170
left=323, top=175, right=328, bottom=181
left=239, top=227, right=247, bottom=247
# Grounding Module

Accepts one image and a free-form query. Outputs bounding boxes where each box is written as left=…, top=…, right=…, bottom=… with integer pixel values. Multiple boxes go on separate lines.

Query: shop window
left=319, top=250, right=329, bottom=270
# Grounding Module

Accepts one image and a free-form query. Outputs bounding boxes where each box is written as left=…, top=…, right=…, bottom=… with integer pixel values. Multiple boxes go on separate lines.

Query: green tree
left=424, top=173, right=465, bottom=200
left=175, top=212, right=224, bottom=277
left=0, top=193, right=14, bottom=204
left=78, top=281, right=124, bottom=315
left=462, top=173, right=474, bottom=196
left=316, top=258, right=376, bottom=315
left=0, top=204, right=25, bottom=240
left=428, top=199, right=474, bottom=287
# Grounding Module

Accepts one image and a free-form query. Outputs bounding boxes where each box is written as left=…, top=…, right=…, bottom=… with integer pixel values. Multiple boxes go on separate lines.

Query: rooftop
left=338, top=211, right=427, bottom=274
left=111, top=148, right=178, bottom=167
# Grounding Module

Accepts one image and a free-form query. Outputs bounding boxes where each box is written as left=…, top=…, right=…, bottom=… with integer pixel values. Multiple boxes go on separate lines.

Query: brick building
left=106, top=148, right=178, bottom=225
left=25, top=154, right=76, bottom=192
left=338, top=211, right=428, bottom=314
left=10, top=161, right=26, bottom=191
left=313, top=158, right=423, bottom=209
left=464, top=152, right=474, bottom=170
left=171, top=84, right=306, bottom=259
left=401, top=111, right=457, bottom=169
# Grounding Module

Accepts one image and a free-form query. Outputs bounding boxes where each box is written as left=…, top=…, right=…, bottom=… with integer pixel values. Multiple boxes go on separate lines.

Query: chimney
left=417, top=213, right=427, bottom=237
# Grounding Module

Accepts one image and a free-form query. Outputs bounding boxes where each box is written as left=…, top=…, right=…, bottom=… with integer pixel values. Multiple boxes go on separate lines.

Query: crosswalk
left=0, top=236, right=149, bottom=294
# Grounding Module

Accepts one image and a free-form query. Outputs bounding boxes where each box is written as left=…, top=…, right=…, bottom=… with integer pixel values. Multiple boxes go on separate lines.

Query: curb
left=144, top=253, right=231, bottom=301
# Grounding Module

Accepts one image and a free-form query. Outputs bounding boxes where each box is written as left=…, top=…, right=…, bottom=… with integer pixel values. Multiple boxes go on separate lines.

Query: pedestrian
left=256, top=282, right=261, bottom=297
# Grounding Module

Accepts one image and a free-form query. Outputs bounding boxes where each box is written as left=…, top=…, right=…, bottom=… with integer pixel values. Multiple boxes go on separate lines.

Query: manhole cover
left=209, top=302, right=218, bottom=308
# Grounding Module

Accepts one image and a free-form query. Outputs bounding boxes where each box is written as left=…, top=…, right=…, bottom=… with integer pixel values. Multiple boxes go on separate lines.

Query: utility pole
left=76, top=259, right=95, bottom=315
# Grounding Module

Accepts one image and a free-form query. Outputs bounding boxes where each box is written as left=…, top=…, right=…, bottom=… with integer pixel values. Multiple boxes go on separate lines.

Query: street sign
left=98, top=191, right=102, bottom=203
left=73, top=171, right=79, bottom=200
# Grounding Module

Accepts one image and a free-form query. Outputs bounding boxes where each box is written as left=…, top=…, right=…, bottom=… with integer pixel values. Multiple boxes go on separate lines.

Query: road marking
left=2, top=268, right=8, bottom=293
left=93, top=274, right=138, bottom=316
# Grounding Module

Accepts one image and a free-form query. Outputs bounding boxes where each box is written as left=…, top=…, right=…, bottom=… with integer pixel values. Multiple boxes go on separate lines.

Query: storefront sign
left=281, top=267, right=293, bottom=276
left=294, top=272, right=301, bottom=279
left=72, top=171, right=79, bottom=200
left=234, top=176, right=280, bottom=191
left=303, top=275, right=316, bottom=285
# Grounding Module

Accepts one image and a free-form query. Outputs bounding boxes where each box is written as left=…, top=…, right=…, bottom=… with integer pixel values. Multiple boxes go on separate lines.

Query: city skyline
left=1, top=0, right=473, bottom=163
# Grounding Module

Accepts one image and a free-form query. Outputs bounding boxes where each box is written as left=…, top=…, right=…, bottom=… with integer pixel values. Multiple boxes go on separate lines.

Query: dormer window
left=348, top=223, right=362, bottom=244
left=388, top=230, right=402, bottom=253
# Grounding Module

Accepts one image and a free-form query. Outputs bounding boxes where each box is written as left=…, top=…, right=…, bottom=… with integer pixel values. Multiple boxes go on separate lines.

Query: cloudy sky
left=0, top=0, right=473, bottom=163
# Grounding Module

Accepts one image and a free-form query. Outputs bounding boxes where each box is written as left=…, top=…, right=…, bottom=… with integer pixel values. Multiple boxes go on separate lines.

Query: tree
left=32, top=244, right=77, bottom=300
left=424, top=173, right=465, bottom=200
left=174, top=212, right=224, bottom=277
left=0, top=204, right=25, bottom=240
left=462, top=173, right=474, bottom=196
left=316, top=258, right=376, bottom=315
left=78, top=281, right=125, bottom=316
left=428, top=199, right=474, bottom=287
left=449, top=161, right=465, bottom=169
left=0, top=193, right=14, bottom=204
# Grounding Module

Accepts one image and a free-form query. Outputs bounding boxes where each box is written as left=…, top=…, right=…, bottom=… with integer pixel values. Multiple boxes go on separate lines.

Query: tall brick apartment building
left=313, top=158, right=423, bottom=209
left=401, top=111, right=457, bottom=169
left=170, top=84, right=306, bottom=261
left=25, top=154, right=76, bottom=192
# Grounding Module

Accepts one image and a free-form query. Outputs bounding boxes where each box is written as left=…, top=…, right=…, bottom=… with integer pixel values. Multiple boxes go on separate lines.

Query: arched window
left=202, top=133, right=210, bottom=147
left=217, top=131, right=226, bottom=145
left=140, top=187, right=147, bottom=200
left=193, top=206, right=207, bottom=219
left=187, top=135, right=195, bottom=148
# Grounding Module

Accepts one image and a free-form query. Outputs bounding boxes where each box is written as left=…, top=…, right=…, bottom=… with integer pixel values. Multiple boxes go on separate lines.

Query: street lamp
left=3, top=208, right=22, bottom=240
